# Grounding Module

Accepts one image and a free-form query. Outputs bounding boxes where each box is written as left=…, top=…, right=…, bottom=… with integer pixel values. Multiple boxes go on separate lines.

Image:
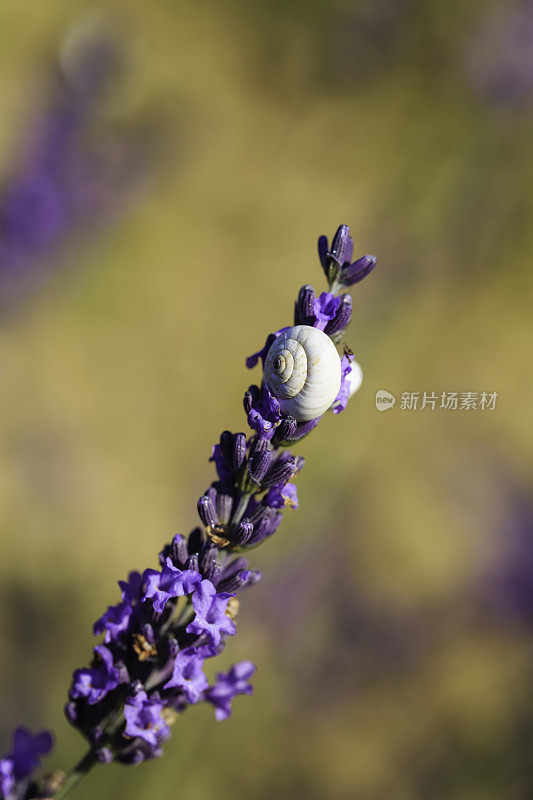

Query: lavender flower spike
left=38, top=223, right=376, bottom=797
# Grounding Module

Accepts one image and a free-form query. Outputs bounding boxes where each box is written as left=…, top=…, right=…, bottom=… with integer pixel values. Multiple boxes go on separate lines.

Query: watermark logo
left=375, top=389, right=396, bottom=411
left=399, top=391, right=498, bottom=410
left=374, top=390, right=498, bottom=411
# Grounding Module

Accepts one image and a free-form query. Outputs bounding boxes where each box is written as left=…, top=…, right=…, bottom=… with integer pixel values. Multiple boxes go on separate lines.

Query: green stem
left=231, top=491, right=252, bottom=527
left=54, top=749, right=98, bottom=799
left=328, top=276, right=342, bottom=296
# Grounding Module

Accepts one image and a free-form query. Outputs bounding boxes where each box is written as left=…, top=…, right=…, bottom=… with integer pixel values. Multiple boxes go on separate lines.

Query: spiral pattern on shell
left=264, top=325, right=342, bottom=421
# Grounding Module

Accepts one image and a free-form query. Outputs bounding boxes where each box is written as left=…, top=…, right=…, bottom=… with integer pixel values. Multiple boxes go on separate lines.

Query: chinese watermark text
left=375, top=390, right=498, bottom=411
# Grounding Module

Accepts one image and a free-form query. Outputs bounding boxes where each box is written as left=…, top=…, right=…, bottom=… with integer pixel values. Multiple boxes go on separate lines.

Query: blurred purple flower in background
left=0, top=727, right=53, bottom=800
left=468, top=0, right=533, bottom=108
left=478, top=489, right=533, bottom=629
left=0, top=16, right=156, bottom=310
left=308, top=0, right=416, bottom=87
left=254, top=534, right=430, bottom=712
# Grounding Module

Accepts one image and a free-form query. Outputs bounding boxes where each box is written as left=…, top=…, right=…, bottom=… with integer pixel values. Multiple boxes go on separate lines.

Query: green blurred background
left=1, top=0, right=532, bottom=798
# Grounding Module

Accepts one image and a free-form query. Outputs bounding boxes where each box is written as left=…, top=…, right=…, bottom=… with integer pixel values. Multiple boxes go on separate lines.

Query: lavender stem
left=53, top=749, right=97, bottom=799
left=231, top=492, right=253, bottom=528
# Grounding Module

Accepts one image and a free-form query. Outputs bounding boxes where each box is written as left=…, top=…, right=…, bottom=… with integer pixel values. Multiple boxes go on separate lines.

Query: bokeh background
left=0, top=1, right=532, bottom=798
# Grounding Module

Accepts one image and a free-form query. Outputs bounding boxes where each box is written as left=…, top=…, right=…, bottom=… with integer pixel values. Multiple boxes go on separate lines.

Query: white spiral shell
left=264, top=325, right=342, bottom=421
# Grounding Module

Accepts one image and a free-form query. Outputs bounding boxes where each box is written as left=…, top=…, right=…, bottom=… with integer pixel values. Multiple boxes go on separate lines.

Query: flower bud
left=248, top=508, right=282, bottom=544
left=231, top=433, right=247, bottom=471
left=187, top=527, right=204, bottom=553
left=199, top=543, right=218, bottom=574
left=249, top=434, right=268, bottom=456
left=289, top=417, right=320, bottom=442
left=185, top=553, right=199, bottom=572
left=219, top=430, right=233, bottom=458
left=171, top=534, right=189, bottom=567
left=197, top=494, right=217, bottom=528
left=64, top=702, right=78, bottom=725
left=204, top=562, right=221, bottom=584
left=96, top=747, right=114, bottom=764
left=294, top=285, right=315, bottom=325
left=243, top=386, right=259, bottom=415
left=262, top=457, right=297, bottom=487
left=249, top=449, right=271, bottom=483
left=329, top=224, right=353, bottom=266
left=232, top=519, right=254, bottom=545
left=275, top=415, right=297, bottom=441
left=340, top=254, right=376, bottom=287
left=325, top=294, right=352, bottom=336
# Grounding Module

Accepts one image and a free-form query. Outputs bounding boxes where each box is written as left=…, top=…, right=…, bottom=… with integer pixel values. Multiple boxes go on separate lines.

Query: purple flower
left=143, top=558, right=201, bottom=613
left=93, top=598, right=132, bottom=643
left=118, top=571, right=144, bottom=602
left=331, top=353, right=354, bottom=414
left=93, top=571, right=143, bottom=642
left=246, top=328, right=288, bottom=369
left=243, top=385, right=282, bottom=439
left=331, top=353, right=363, bottom=414
left=264, top=482, right=298, bottom=510
left=209, top=431, right=247, bottom=487
left=70, top=645, right=122, bottom=704
left=312, top=292, right=342, bottom=330
left=0, top=727, right=53, bottom=798
left=294, top=286, right=352, bottom=335
left=0, top=760, right=14, bottom=799
left=209, top=443, right=233, bottom=485
left=123, top=691, right=170, bottom=748
left=164, top=646, right=209, bottom=703
left=186, top=580, right=236, bottom=647
left=206, top=662, right=256, bottom=721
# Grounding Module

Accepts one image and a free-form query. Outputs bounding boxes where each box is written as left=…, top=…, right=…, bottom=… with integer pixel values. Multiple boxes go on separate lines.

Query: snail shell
left=347, top=360, right=363, bottom=398
left=264, top=325, right=342, bottom=421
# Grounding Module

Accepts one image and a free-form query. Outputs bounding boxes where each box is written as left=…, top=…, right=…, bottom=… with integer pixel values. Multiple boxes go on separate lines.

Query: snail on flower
left=263, top=325, right=343, bottom=421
